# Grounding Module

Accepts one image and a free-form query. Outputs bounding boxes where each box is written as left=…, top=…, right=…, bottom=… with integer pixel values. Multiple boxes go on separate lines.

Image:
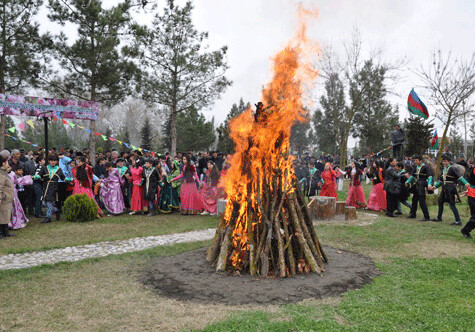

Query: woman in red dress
left=129, top=156, right=147, bottom=215
left=72, top=156, right=103, bottom=217
left=171, top=154, right=204, bottom=215
left=200, top=161, right=223, bottom=215
left=366, top=161, right=387, bottom=211
left=345, top=162, right=367, bottom=208
left=319, top=162, right=341, bottom=199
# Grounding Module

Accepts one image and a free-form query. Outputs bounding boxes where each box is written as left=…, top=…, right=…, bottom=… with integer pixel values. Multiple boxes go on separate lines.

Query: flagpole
left=44, top=117, right=49, bottom=156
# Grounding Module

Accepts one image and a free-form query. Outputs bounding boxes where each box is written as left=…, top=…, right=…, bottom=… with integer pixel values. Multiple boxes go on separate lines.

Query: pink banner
left=0, top=94, right=98, bottom=121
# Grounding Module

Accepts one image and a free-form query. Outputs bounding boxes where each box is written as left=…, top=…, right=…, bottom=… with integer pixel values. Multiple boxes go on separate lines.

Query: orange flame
left=222, top=4, right=319, bottom=270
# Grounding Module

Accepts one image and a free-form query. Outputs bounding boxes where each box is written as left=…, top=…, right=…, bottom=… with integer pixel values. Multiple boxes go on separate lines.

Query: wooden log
left=345, top=206, right=357, bottom=220
left=206, top=218, right=226, bottom=262
left=247, top=204, right=257, bottom=276
left=295, top=185, right=328, bottom=264
left=291, top=194, right=324, bottom=269
left=288, top=194, right=322, bottom=275
left=335, top=201, right=346, bottom=215
left=273, top=214, right=286, bottom=278
left=216, top=227, right=232, bottom=272
left=281, top=211, right=296, bottom=276
left=314, top=196, right=336, bottom=219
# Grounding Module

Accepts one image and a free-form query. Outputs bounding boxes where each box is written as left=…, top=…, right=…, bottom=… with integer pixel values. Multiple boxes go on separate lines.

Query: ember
left=206, top=6, right=326, bottom=277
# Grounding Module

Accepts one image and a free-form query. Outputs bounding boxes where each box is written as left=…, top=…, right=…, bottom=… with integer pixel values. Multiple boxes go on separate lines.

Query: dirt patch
left=313, top=211, right=379, bottom=227
left=140, top=246, right=380, bottom=305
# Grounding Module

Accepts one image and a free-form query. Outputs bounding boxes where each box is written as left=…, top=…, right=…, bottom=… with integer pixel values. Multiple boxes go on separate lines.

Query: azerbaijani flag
left=408, top=88, right=429, bottom=119
left=430, top=129, right=439, bottom=150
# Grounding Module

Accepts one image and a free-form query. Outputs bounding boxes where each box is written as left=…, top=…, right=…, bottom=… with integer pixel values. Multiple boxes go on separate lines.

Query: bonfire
left=206, top=7, right=326, bottom=277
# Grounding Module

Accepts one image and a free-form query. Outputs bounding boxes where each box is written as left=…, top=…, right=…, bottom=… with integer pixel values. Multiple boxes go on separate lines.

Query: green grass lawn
left=0, top=182, right=473, bottom=331
left=0, top=213, right=219, bottom=255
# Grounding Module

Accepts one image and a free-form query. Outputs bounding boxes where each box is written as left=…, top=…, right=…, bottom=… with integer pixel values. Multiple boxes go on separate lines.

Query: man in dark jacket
left=405, top=155, right=433, bottom=221
left=430, top=155, right=469, bottom=225
left=383, top=158, right=401, bottom=217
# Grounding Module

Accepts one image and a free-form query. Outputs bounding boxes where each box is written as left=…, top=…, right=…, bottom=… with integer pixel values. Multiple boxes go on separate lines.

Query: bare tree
left=416, top=50, right=475, bottom=174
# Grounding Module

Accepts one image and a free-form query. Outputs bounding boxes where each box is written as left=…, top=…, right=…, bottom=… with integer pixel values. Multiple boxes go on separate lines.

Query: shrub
left=63, top=194, right=98, bottom=222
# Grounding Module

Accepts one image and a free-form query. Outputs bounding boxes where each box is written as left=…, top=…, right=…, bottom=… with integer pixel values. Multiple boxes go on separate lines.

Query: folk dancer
left=171, top=154, right=204, bottom=215
left=405, top=155, right=432, bottom=221
left=319, top=162, right=341, bottom=199
left=460, top=164, right=475, bottom=238
left=35, top=155, right=72, bottom=223
left=345, top=162, right=367, bottom=208
left=430, top=155, right=469, bottom=225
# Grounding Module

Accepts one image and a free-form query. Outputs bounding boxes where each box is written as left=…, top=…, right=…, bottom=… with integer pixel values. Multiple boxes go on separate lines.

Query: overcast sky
left=40, top=0, right=475, bottom=146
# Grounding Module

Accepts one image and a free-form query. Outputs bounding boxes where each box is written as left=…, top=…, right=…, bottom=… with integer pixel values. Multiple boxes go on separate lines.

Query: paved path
left=0, top=228, right=216, bottom=270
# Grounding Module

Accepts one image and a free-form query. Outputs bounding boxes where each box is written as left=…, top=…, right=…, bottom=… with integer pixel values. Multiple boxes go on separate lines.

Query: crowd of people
left=0, top=144, right=473, bottom=240
left=0, top=148, right=230, bottom=238
left=293, top=151, right=474, bottom=239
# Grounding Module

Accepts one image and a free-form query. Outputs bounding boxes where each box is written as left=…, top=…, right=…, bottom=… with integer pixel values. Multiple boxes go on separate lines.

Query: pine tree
left=290, top=112, right=313, bottom=157
left=313, top=73, right=346, bottom=155
left=351, top=60, right=398, bottom=155
left=132, top=0, right=231, bottom=156
left=405, top=116, right=434, bottom=156
left=163, top=107, right=215, bottom=153
left=0, top=0, right=45, bottom=149
left=141, top=117, right=153, bottom=151
left=216, top=98, right=249, bottom=154
left=46, top=0, right=139, bottom=163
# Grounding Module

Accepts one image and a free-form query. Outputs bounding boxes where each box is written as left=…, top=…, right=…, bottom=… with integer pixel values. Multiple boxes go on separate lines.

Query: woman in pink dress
left=199, top=161, right=222, bottom=215
left=366, top=161, right=387, bottom=211
left=345, top=162, right=367, bottom=208
left=9, top=165, right=33, bottom=229
left=171, top=154, right=204, bottom=215
left=319, top=162, right=341, bottom=199
left=72, top=156, right=103, bottom=217
left=129, top=156, right=147, bottom=215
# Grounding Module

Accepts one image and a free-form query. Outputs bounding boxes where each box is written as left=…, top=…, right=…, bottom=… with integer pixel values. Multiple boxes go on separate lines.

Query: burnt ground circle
left=139, top=246, right=380, bottom=305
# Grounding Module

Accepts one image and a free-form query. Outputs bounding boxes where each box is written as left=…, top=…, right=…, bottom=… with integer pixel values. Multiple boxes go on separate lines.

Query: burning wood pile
left=206, top=8, right=326, bottom=278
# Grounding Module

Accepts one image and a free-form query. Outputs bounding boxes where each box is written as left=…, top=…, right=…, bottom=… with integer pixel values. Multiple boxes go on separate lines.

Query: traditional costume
left=35, top=163, right=71, bottom=223
left=172, top=164, right=203, bottom=215
left=200, top=168, right=223, bottom=214
left=433, top=162, right=468, bottom=225
left=367, top=167, right=386, bottom=211
left=142, top=165, right=160, bottom=214
left=129, top=166, right=147, bottom=213
left=8, top=172, right=33, bottom=229
left=460, top=166, right=475, bottom=238
left=405, top=161, right=432, bottom=220
left=346, top=166, right=367, bottom=208
left=117, top=162, right=131, bottom=210
left=319, top=166, right=340, bottom=199
left=100, top=168, right=125, bottom=215
left=72, top=164, right=102, bottom=214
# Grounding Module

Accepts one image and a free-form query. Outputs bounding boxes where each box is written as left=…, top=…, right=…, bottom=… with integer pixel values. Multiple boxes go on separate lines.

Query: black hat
left=441, top=154, right=452, bottom=162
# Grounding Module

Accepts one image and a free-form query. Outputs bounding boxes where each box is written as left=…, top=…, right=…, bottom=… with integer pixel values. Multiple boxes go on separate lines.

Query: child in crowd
left=35, top=155, right=72, bottom=223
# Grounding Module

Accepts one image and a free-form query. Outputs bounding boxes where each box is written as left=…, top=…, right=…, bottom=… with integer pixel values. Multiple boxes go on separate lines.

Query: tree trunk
left=171, top=105, right=177, bottom=157
left=0, top=114, right=5, bottom=150
left=435, top=109, right=453, bottom=178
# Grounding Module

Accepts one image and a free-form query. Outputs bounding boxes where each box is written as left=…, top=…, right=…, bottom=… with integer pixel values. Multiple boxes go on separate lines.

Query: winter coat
left=0, top=169, right=15, bottom=224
